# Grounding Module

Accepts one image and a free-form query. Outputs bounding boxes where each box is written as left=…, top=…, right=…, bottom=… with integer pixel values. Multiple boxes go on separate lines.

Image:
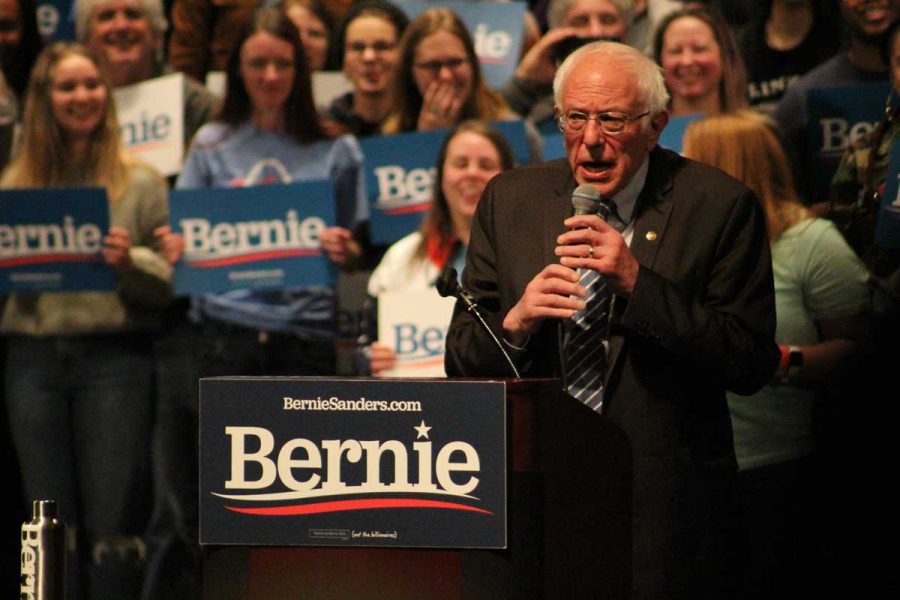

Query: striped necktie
left=566, top=265, right=610, bottom=411
left=565, top=209, right=625, bottom=412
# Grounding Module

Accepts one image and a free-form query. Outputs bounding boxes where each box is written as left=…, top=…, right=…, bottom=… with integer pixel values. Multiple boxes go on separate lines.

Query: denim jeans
left=5, top=334, right=154, bottom=600
left=140, top=318, right=337, bottom=598
left=142, top=318, right=202, bottom=600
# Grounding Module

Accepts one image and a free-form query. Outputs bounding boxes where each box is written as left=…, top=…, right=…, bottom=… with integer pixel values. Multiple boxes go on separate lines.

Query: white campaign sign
left=378, top=289, right=456, bottom=377
left=114, top=73, right=184, bottom=177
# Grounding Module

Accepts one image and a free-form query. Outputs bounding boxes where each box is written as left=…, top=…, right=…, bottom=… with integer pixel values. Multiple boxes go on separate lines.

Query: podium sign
left=200, top=378, right=507, bottom=548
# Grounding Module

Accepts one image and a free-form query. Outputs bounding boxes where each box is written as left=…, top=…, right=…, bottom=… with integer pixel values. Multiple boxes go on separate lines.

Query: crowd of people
left=0, top=0, right=897, bottom=598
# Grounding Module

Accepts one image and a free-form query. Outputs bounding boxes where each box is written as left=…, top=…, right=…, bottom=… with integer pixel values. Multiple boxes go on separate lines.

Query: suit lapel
left=606, top=148, right=675, bottom=381
left=544, top=162, right=578, bottom=265
left=542, top=152, right=677, bottom=392
left=547, top=163, right=577, bottom=382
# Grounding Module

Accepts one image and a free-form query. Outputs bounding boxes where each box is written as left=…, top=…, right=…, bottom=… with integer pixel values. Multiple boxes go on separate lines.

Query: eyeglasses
left=347, top=41, right=397, bottom=54
left=414, top=57, right=467, bottom=74
left=557, top=110, right=650, bottom=135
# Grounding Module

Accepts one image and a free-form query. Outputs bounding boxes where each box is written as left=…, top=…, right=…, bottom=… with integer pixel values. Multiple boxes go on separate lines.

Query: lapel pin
left=645, top=231, right=658, bottom=241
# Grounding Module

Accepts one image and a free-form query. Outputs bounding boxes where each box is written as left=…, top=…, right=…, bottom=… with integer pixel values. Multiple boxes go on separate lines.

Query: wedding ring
left=588, top=245, right=594, bottom=258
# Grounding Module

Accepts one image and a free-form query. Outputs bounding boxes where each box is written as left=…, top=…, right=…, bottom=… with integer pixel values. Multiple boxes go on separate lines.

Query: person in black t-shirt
left=737, top=0, right=842, bottom=114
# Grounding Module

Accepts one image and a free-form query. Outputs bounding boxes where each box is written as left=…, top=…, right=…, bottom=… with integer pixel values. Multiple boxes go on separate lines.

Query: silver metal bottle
left=20, top=500, right=66, bottom=600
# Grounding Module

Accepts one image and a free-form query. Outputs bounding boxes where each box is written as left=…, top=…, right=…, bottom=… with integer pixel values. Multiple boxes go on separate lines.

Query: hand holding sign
left=319, top=226, right=361, bottom=267
left=154, top=225, right=185, bottom=265
left=370, top=341, right=398, bottom=376
left=102, top=226, right=133, bottom=270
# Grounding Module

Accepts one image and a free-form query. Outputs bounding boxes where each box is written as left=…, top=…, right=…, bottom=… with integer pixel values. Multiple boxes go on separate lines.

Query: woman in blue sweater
left=160, top=6, right=366, bottom=376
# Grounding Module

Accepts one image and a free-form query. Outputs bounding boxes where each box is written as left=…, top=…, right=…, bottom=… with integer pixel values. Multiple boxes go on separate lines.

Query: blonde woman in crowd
left=1, top=42, right=170, bottom=599
left=683, top=110, right=869, bottom=598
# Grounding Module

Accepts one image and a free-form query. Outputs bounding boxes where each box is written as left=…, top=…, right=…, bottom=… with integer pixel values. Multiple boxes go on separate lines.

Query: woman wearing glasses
left=381, top=7, right=516, bottom=134
left=325, top=0, right=408, bottom=137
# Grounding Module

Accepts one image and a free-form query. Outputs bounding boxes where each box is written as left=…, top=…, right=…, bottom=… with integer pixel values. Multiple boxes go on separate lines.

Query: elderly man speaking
left=446, top=41, right=779, bottom=598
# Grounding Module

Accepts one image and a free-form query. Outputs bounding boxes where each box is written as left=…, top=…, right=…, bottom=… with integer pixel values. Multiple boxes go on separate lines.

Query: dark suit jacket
left=446, top=147, right=779, bottom=597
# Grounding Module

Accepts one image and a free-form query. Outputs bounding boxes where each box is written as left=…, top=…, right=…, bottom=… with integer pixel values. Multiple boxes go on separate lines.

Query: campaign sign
left=0, top=188, right=113, bottom=293
left=114, top=73, right=185, bottom=177
left=169, top=181, right=337, bottom=294
left=363, top=121, right=529, bottom=245
left=541, top=132, right=565, bottom=161
left=659, top=113, right=703, bottom=155
left=378, top=289, right=456, bottom=377
left=397, top=1, right=525, bottom=90
left=875, top=139, right=900, bottom=248
left=36, top=1, right=74, bottom=41
left=806, top=82, right=891, bottom=200
left=492, top=119, right=531, bottom=166
left=199, top=377, right=507, bottom=548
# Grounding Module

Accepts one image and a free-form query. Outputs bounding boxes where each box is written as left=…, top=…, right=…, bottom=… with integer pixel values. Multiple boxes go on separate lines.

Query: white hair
left=74, top=0, right=168, bottom=42
left=552, top=40, right=669, bottom=117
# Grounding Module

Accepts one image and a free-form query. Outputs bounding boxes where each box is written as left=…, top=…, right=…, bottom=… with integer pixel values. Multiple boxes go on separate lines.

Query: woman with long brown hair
left=654, top=5, right=749, bottom=117
left=365, top=120, right=515, bottom=373
left=1, top=41, right=170, bottom=599
left=162, top=6, right=366, bottom=377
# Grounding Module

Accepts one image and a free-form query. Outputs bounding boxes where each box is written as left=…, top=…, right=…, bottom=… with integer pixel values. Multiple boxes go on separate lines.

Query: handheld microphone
left=438, top=266, right=521, bottom=379
left=571, top=184, right=613, bottom=221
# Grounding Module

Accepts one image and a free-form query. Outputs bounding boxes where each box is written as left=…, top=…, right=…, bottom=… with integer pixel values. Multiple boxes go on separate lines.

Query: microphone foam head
left=436, top=266, right=460, bottom=298
left=572, top=184, right=600, bottom=215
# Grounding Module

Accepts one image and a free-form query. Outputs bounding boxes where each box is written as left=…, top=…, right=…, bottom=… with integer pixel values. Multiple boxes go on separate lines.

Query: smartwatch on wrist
left=780, top=345, right=804, bottom=382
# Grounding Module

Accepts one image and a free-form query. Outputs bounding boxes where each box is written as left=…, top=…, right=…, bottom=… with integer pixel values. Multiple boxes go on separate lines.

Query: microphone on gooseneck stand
left=438, top=266, right=521, bottom=379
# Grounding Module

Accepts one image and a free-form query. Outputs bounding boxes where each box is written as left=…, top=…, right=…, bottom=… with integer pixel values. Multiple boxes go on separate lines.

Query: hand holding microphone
left=556, top=185, right=638, bottom=297
left=501, top=185, right=613, bottom=344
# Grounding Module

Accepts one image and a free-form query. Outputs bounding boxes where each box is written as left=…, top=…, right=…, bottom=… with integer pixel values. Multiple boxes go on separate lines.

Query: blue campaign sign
left=362, top=130, right=442, bottom=246
left=36, top=1, right=75, bottom=41
left=806, top=82, right=891, bottom=200
left=658, top=113, right=703, bottom=154
left=875, top=139, right=900, bottom=248
left=0, top=188, right=113, bottom=293
left=169, top=181, right=337, bottom=294
left=363, top=121, right=529, bottom=245
left=542, top=132, right=565, bottom=161
left=397, top=1, right=525, bottom=90
left=199, top=377, right=507, bottom=548
left=491, top=119, right=530, bottom=166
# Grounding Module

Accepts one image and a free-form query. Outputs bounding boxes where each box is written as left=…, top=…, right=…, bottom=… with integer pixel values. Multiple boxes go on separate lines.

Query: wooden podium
left=202, top=378, right=632, bottom=599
